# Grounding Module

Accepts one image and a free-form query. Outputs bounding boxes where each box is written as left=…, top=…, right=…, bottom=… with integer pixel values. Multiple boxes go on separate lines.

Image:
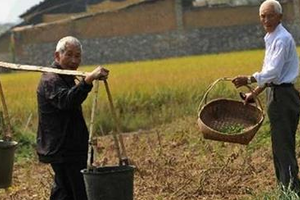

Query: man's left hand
left=244, top=92, right=255, bottom=105
left=85, top=66, right=110, bottom=84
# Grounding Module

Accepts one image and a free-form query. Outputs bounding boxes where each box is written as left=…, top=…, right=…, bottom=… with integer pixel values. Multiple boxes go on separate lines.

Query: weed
left=12, top=126, right=36, bottom=163
left=219, top=124, right=245, bottom=134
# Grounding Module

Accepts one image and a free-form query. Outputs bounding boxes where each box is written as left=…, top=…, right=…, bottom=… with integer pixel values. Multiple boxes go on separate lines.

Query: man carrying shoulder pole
left=36, top=36, right=109, bottom=200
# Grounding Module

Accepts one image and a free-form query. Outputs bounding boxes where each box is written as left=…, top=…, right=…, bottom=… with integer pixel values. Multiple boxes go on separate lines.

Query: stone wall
left=17, top=23, right=268, bottom=66
left=83, top=23, right=267, bottom=64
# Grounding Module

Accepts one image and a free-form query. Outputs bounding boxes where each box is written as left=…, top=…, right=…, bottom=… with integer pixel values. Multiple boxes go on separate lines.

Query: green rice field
left=0, top=48, right=299, bottom=135
left=0, top=49, right=264, bottom=133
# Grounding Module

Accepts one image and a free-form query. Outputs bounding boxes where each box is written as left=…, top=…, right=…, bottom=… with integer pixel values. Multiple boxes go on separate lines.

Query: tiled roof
left=20, top=0, right=86, bottom=18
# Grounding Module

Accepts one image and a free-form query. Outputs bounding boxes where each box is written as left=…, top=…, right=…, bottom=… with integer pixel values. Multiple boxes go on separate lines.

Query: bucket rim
left=0, top=140, right=18, bottom=148
left=81, top=165, right=135, bottom=175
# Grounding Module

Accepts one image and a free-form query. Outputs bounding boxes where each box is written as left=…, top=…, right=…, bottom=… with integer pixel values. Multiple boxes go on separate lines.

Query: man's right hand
left=232, top=76, right=248, bottom=88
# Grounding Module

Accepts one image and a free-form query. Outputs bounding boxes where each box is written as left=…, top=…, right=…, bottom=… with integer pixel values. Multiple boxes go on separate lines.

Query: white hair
left=259, top=0, right=282, bottom=14
left=55, top=36, right=82, bottom=53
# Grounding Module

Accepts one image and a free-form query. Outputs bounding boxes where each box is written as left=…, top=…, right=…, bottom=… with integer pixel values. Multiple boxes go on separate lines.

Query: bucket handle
left=197, top=77, right=264, bottom=117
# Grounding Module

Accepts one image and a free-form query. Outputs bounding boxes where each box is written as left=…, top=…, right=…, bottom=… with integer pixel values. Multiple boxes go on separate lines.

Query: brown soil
left=0, top=117, right=278, bottom=200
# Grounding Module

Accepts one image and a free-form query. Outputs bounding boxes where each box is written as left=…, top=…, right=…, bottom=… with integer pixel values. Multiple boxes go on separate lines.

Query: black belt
left=266, top=83, right=294, bottom=87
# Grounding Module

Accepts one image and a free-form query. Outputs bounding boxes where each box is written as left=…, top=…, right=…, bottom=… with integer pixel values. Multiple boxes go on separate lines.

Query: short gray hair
left=259, top=0, right=282, bottom=14
left=56, top=36, right=82, bottom=53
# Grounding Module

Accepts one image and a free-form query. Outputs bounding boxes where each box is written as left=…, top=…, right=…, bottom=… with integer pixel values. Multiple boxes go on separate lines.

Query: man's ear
left=54, top=51, right=60, bottom=63
left=279, top=13, right=283, bottom=21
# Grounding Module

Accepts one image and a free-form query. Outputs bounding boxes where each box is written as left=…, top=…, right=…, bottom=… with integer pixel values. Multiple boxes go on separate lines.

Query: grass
left=249, top=185, right=300, bottom=200
left=1, top=47, right=300, bottom=198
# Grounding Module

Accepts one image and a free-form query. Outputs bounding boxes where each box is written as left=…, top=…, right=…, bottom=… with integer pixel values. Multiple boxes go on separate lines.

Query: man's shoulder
left=272, top=30, right=294, bottom=48
left=276, top=25, right=294, bottom=41
left=41, top=72, right=60, bottom=81
left=38, top=72, right=62, bottom=89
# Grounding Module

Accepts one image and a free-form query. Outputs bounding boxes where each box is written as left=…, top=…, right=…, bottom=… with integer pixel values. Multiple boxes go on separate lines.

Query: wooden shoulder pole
left=0, top=61, right=89, bottom=77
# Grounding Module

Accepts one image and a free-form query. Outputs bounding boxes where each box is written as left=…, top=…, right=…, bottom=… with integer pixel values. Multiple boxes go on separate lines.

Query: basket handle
left=197, top=77, right=264, bottom=116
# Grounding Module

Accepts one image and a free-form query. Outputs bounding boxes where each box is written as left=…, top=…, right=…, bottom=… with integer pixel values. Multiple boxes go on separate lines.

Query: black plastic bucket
left=0, top=140, right=18, bottom=188
left=81, top=165, right=135, bottom=200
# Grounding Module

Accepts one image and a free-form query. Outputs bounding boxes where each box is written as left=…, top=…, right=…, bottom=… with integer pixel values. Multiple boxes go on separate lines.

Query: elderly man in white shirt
left=233, top=0, right=300, bottom=193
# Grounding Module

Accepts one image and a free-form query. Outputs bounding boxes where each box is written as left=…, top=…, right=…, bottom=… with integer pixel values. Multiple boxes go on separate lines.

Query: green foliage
left=95, top=88, right=197, bottom=133
left=219, top=124, right=245, bottom=134
left=12, top=126, right=36, bottom=163
left=250, top=184, right=300, bottom=200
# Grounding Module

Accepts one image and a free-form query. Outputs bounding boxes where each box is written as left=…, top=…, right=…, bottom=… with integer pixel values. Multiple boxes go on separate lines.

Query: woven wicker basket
left=197, top=78, right=264, bottom=145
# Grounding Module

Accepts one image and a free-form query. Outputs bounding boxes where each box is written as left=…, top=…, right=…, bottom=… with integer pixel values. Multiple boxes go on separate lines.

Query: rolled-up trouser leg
left=268, top=86, right=300, bottom=192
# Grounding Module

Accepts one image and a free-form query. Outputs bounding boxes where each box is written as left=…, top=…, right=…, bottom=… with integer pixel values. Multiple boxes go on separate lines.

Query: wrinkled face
left=55, top=43, right=82, bottom=70
left=259, top=3, right=282, bottom=33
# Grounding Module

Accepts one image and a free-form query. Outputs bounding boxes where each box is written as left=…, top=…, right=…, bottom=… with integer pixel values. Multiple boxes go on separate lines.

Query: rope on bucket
left=0, top=80, right=12, bottom=141
left=87, top=80, right=100, bottom=171
left=104, top=80, right=129, bottom=166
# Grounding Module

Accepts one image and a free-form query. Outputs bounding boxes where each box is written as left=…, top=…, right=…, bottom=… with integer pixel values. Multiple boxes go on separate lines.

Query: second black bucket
left=0, top=140, right=18, bottom=188
left=81, top=165, right=135, bottom=200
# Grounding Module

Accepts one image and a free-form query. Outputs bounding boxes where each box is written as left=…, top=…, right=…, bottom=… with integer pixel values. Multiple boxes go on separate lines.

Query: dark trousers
left=50, top=162, right=87, bottom=200
left=268, top=86, right=300, bottom=192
